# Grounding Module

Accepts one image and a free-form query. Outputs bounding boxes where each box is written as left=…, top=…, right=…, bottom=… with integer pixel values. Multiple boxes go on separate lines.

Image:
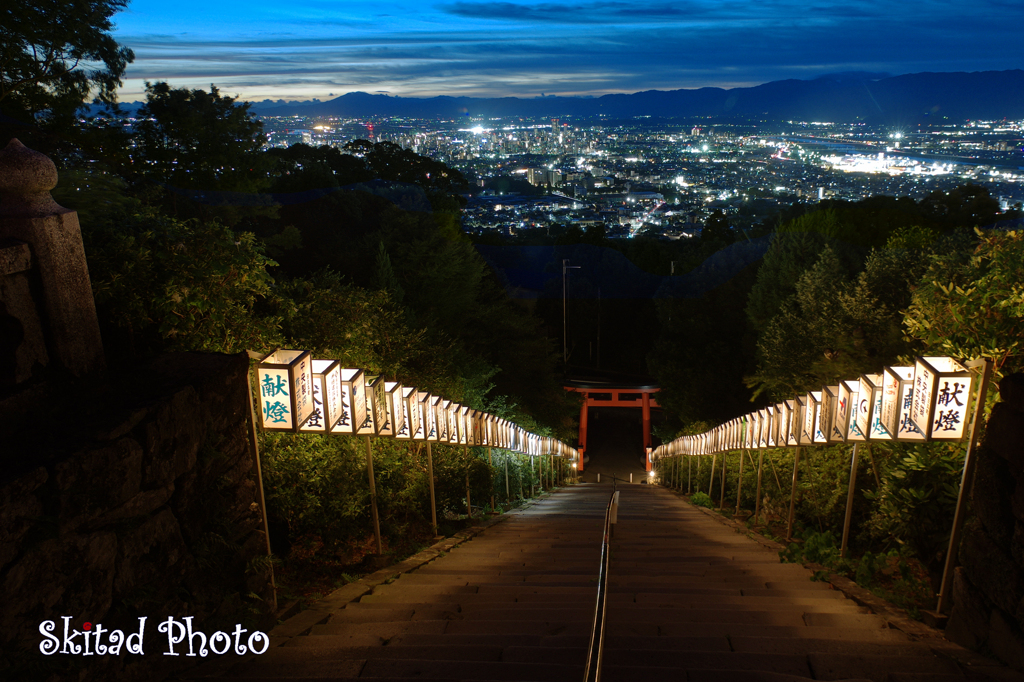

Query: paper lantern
left=803, top=391, right=826, bottom=444
left=880, top=366, right=926, bottom=442
left=257, top=349, right=314, bottom=432
left=474, top=411, right=485, bottom=446
left=857, top=373, right=891, bottom=441
left=384, top=382, right=404, bottom=438
left=367, top=378, right=395, bottom=437
left=459, top=405, right=471, bottom=445
left=328, top=368, right=364, bottom=435
left=396, top=386, right=417, bottom=440
left=820, top=385, right=840, bottom=444
left=427, top=395, right=443, bottom=442
left=784, top=399, right=800, bottom=446
left=414, top=392, right=432, bottom=441
left=298, top=359, right=339, bottom=434
left=843, top=380, right=866, bottom=442
left=910, top=356, right=974, bottom=440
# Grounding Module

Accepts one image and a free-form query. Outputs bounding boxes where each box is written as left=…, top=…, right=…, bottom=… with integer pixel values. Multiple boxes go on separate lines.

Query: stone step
left=258, top=643, right=507, bottom=661
left=631, top=593, right=859, bottom=607
left=605, top=650, right=813, bottom=677
left=728, top=636, right=936, bottom=656
left=358, top=658, right=583, bottom=680
left=605, top=622, right=909, bottom=641
left=322, top=607, right=461, bottom=623
left=192, top=486, right=1015, bottom=682
left=807, top=652, right=965, bottom=680
left=476, top=583, right=597, bottom=593
left=310, top=620, right=449, bottom=637
left=613, top=601, right=869, bottom=614
left=354, top=595, right=865, bottom=614
left=603, top=668, right=870, bottom=682
left=443, top=619, right=591, bottom=636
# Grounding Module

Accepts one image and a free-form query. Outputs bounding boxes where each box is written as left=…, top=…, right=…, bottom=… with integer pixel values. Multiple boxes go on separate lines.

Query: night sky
left=112, top=0, right=1022, bottom=103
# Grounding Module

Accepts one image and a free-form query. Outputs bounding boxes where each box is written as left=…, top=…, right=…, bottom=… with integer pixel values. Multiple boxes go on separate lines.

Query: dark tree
left=1, top=0, right=134, bottom=132
left=132, top=82, right=276, bottom=225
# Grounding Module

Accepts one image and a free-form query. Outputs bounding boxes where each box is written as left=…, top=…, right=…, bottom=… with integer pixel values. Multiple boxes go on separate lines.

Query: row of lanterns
left=653, top=356, right=976, bottom=459
left=255, top=349, right=578, bottom=460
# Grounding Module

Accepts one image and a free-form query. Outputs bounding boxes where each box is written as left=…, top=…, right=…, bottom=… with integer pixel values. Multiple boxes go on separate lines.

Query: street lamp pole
left=562, top=259, right=580, bottom=368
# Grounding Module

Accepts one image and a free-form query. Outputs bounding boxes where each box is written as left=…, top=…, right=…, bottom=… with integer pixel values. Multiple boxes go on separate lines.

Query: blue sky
left=112, top=0, right=1023, bottom=102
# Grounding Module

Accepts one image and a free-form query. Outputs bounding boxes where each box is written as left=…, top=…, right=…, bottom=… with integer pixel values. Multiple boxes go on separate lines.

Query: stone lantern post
left=0, top=139, right=105, bottom=386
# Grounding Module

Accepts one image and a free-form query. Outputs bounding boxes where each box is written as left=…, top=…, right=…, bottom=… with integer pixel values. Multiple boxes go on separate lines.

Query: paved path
left=187, top=484, right=1024, bottom=682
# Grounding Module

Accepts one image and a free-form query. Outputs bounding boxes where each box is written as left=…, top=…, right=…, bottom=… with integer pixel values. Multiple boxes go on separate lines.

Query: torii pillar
left=642, top=392, right=652, bottom=471
left=577, top=399, right=588, bottom=471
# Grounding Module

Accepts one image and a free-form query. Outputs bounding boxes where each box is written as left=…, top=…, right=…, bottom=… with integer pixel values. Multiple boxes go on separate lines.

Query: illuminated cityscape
left=259, top=115, right=1024, bottom=238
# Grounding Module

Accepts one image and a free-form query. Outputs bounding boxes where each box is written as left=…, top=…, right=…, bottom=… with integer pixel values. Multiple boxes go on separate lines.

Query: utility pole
left=562, top=259, right=581, bottom=369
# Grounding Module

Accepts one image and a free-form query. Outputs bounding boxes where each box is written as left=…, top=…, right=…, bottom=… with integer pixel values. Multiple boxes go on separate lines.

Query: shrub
left=690, top=491, right=714, bottom=508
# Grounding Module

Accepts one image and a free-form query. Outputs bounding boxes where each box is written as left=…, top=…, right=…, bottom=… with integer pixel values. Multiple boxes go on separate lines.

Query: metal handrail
left=583, top=482, right=618, bottom=682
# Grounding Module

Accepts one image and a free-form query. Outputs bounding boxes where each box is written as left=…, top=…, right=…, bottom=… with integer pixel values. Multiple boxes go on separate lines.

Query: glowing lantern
left=459, top=405, right=471, bottom=445
left=330, top=368, right=365, bottom=435
left=397, top=386, right=418, bottom=440
left=842, top=380, right=866, bottom=442
left=436, top=399, right=450, bottom=441
left=821, top=384, right=846, bottom=444
left=368, top=378, right=395, bottom=437
left=299, top=359, right=339, bottom=434
left=784, top=399, right=799, bottom=446
left=858, top=373, right=891, bottom=441
left=803, top=391, right=826, bottom=444
left=257, top=349, right=314, bottom=432
left=415, top=392, right=433, bottom=441
left=820, top=385, right=840, bottom=444
left=911, top=356, right=974, bottom=440
left=476, top=412, right=487, bottom=446
left=428, top=395, right=443, bottom=442
left=881, top=366, right=926, bottom=442
left=385, top=382, right=404, bottom=438
left=772, top=404, right=785, bottom=448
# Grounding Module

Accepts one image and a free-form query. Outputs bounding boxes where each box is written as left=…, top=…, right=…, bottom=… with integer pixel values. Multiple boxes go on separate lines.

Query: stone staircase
left=181, top=484, right=1024, bottom=682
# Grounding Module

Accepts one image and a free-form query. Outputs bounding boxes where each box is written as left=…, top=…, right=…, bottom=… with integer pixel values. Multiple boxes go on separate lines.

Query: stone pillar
left=0, top=139, right=105, bottom=382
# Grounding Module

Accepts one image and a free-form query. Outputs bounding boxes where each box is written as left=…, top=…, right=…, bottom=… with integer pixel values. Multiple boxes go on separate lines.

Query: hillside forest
left=4, top=79, right=1024, bottom=612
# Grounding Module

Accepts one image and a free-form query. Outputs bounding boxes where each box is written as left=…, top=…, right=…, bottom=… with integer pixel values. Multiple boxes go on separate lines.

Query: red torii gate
left=564, top=383, right=660, bottom=472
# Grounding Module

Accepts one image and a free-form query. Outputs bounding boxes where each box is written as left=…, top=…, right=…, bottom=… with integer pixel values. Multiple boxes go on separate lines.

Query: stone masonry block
left=960, top=518, right=1024, bottom=616
left=55, top=438, right=143, bottom=528
left=946, top=566, right=992, bottom=651
left=142, top=386, right=203, bottom=487
left=113, top=507, right=189, bottom=598
left=989, top=609, right=1024, bottom=672
left=0, top=530, right=116, bottom=647
left=973, top=446, right=1017, bottom=549
left=0, top=465, right=47, bottom=571
left=985, top=402, right=1024, bottom=477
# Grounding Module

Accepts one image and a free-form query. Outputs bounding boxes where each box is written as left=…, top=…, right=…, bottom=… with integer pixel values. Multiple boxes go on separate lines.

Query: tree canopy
left=132, top=82, right=276, bottom=225
left=0, top=0, right=134, bottom=126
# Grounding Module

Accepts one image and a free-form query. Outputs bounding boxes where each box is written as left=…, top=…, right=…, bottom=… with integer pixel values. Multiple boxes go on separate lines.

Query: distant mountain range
left=103, top=70, right=1024, bottom=123
left=250, top=70, right=1024, bottom=123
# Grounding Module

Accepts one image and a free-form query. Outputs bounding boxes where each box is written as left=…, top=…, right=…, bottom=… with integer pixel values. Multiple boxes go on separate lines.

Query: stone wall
left=0, top=351, right=275, bottom=682
left=947, top=373, right=1024, bottom=670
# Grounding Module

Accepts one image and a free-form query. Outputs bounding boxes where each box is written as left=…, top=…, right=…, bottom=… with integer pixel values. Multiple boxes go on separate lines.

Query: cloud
left=114, top=0, right=1024, bottom=101
left=440, top=1, right=702, bottom=23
